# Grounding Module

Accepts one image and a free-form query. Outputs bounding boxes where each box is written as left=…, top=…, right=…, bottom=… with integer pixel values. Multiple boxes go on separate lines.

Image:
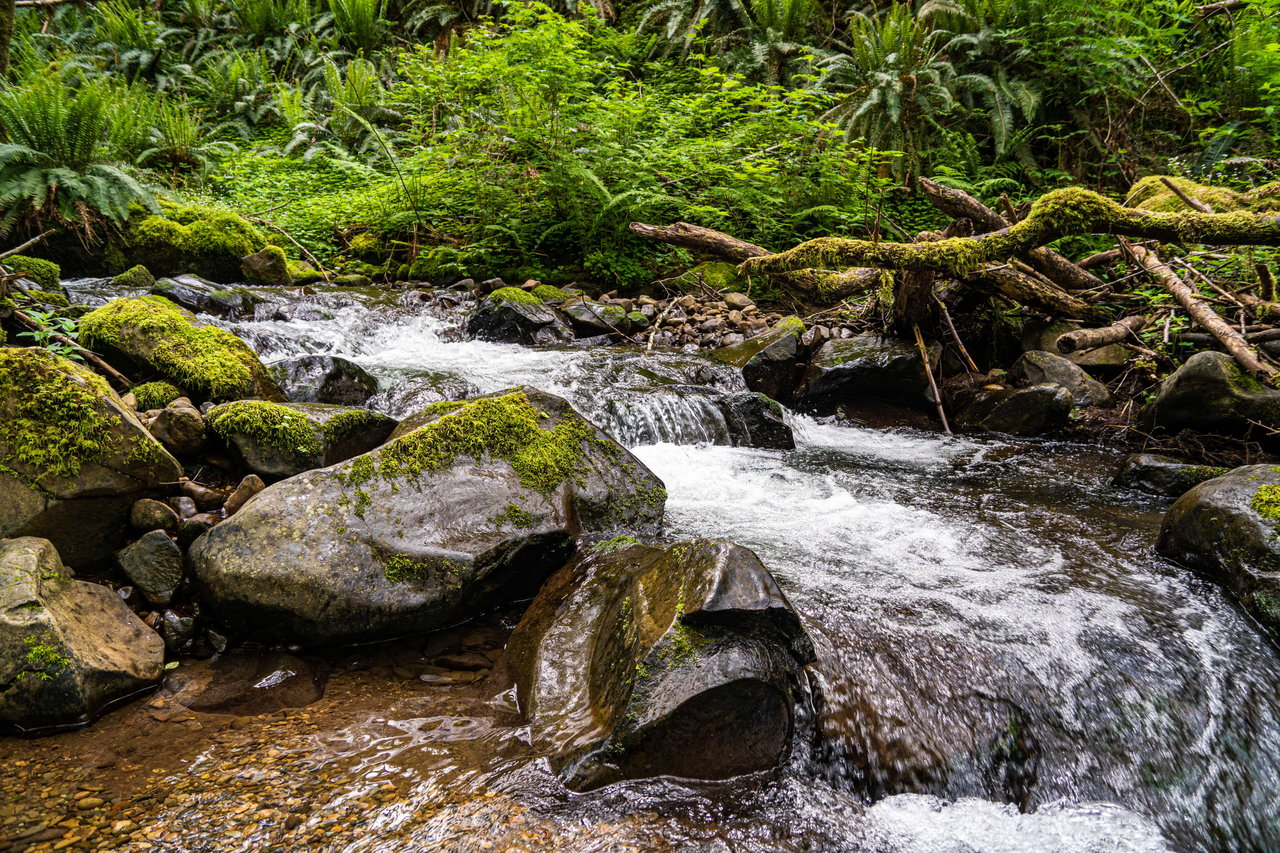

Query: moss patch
left=592, top=535, right=639, bottom=554
left=22, top=637, right=70, bottom=680
left=532, top=284, right=574, bottom=302
left=492, top=503, right=540, bottom=529
left=490, top=287, right=543, bottom=306
left=130, top=381, right=183, bottom=411
left=381, top=552, right=466, bottom=585
left=2, top=255, right=60, bottom=290
left=114, top=201, right=267, bottom=279
left=110, top=265, right=155, bottom=289
left=1251, top=484, right=1280, bottom=521
left=321, top=408, right=390, bottom=443
left=208, top=400, right=322, bottom=456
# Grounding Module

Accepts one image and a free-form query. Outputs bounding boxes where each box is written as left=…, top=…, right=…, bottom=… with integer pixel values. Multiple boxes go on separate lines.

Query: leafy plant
left=17, top=309, right=82, bottom=361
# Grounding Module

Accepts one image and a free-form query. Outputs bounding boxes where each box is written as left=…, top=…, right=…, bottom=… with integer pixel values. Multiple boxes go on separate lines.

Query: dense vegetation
left=1, top=0, right=1278, bottom=288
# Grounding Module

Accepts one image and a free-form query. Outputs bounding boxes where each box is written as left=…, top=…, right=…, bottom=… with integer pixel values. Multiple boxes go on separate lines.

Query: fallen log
left=1055, top=315, right=1149, bottom=353
left=967, top=265, right=1107, bottom=321
left=1176, top=329, right=1280, bottom=345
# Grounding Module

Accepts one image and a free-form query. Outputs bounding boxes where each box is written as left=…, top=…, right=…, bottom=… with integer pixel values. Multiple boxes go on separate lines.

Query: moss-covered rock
left=0, top=537, right=164, bottom=732
left=129, top=381, right=183, bottom=412
left=467, top=290, right=573, bottom=346
left=1113, top=453, right=1227, bottom=498
left=189, top=387, right=665, bottom=645
left=0, top=348, right=182, bottom=564
left=78, top=296, right=284, bottom=403
left=2, top=255, right=60, bottom=290
left=675, top=261, right=741, bottom=293
left=532, top=284, right=575, bottom=303
left=110, top=265, right=155, bottom=290
left=710, top=316, right=806, bottom=404
left=240, top=245, right=293, bottom=287
left=110, top=202, right=268, bottom=282
left=1145, top=350, right=1280, bottom=436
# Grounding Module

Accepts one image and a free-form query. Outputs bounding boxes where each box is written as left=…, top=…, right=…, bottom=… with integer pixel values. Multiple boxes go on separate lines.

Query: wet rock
left=0, top=537, right=164, bottom=732
left=1010, top=351, right=1112, bottom=408
left=130, top=499, right=179, bottom=532
left=506, top=539, right=815, bottom=790
left=160, top=611, right=196, bottom=656
left=367, top=373, right=480, bottom=420
left=0, top=348, right=183, bottom=565
left=149, top=276, right=259, bottom=320
left=268, top=355, right=378, bottom=407
left=955, top=383, right=1072, bottom=436
left=190, top=387, right=665, bottom=645
left=796, top=334, right=937, bottom=415
left=115, top=530, right=184, bottom=607
left=467, top=288, right=573, bottom=346
left=240, top=246, right=292, bottom=287
left=1113, top=454, right=1228, bottom=498
left=293, top=404, right=398, bottom=466
left=168, top=651, right=327, bottom=715
left=178, top=513, right=219, bottom=547
left=222, top=475, right=265, bottom=516
left=1146, top=351, right=1280, bottom=435
left=180, top=481, right=225, bottom=511
left=1158, top=465, right=1280, bottom=633
left=711, top=318, right=806, bottom=404
left=716, top=393, right=795, bottom=450
left=148, top=403, right=206, bottom=457
left=723, top=292, right=755, bottom=310
left=562, top=301, right=629, bottom=337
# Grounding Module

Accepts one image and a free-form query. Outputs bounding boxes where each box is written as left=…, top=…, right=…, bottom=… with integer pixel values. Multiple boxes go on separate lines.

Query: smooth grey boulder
left=1146, top=351, right=1280, bottom=435
left=0, top=348, right=183, bottom=565
left=150, top=276, right=259, bottom=320
left=1158, top=465, right=1280, bottom=633
left=269, top=355, right=378, bottom=407
left=711, top=318, right=806, bottom=404
left=467, top=291, right=573, bottom=346
left=115, top=530, right=184, bottom=606
left=1010, top=351, right=1112, bottom=407
left=796, top=334, right=936, bottom=415
left=506, top=539, right=816, bottom=791
left=1113, top=454, right=1227, bottom=498
left=0, top=537, right=164, bottom=732
left=954, top=384, right=1072, bottom=436
left=190, top=387, right=666, bottom=646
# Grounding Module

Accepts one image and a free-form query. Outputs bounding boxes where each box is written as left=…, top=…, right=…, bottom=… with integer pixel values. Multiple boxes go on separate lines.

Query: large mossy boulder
left=467, top=287, right=573, bottom=346
left=78, top=296, right=284, bottom=404
left=710, top=317, right=806, bottom=404
left=1, top=537, right=164, bottom=732
left=109, top=203, right=269, bottom=283
left=795, top=334, right=936, bottom=415
left=149, top=276, right=259, bottom=320
left=506, top=539, right=816, bottom=791
left=240, top=245, right=293, bottom=287
left=189, top=388, right=666, bottom=646
left=269, top=355, right=378, bottom=406
left=1157, top=465, right=1280, bottom=633
left=0, top=349, right=182, bottom=565
left=1145, top=351, right=1280, bottom=435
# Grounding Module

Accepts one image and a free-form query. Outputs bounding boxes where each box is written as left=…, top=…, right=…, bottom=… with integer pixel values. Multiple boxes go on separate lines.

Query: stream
left=47, top=282, right=1280, bottom=851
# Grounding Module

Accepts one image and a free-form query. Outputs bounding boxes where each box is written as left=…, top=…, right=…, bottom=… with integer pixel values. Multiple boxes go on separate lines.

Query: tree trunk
left=0, top=0, right=15, bottom=76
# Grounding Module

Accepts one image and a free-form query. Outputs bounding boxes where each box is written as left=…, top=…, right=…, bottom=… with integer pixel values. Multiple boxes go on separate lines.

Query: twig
left=1160, top=176, right=1213, bottom=213
left=0, top=231, right=54, bottom=261
left=913, top=324, right=951, bottom=435
left=934, top=295, right=979, bottom=374
left=246, top=217, right=331, bottom=283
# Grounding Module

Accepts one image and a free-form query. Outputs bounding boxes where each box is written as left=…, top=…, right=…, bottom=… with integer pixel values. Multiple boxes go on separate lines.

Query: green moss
left=207, top=400, right=322, bottom=456
left=490, top=286, right=543, bottom=306
left=381, top=552, right=465, bottom=585
left=23, top=637, right=69, bottom=680
left=492, top=503, right=540, bottom=529
left=0, top=348, right=117, bottom=479
left=775, top=315, right=806, bottom=334
left=321, top=409, right=389, bottom=443
left=78, top=296, right=265, bottom=402
left=339, top=392, right=617, bottom=496
left=130, top=381, right=183, bottom=411
left=532, top=284, right=573, bottom=302
left=110, top=265, right=155, bottom=289
left=116, top=201, right=266, bottom=279
left=1127, top=176, right=1250, bottom=213
left=2, top=255, right=60, bottom=290
left=19, top=290, right=69, bottom=308
left=420, top=400, right=468, bottom=418
left=1251, top=484, right=1280, bottom=521
left=592, top=535, right=639, bottom=554
left=1253, top=590, right=1280, bottom=624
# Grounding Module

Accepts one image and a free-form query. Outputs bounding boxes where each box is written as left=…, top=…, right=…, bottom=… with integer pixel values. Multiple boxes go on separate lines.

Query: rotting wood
left=1055, top=314, right=1149, bottom=353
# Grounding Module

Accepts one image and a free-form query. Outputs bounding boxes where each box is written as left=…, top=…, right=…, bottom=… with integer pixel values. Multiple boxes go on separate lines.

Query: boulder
left=1158, top=465, right=1280, bottom=633
left=1113, top=454, right=1228, bottom=498
left=115, top=530, right=184, bottom=606
left=1146, top=351, right=1280, bottom=435
left=0, top=537, right=164, bottom=732
left=506, top=539, right=816, bottom=790
left=240, top=246, right=292, bottom=287
left=148, top=401, right=206, bottom=457
left=710, top=317, right=806, bottom=404
left=189, top=388, right=666, bottom=645
left=150, top=276, right=259, bottom=320
left=954, top=384, right=1072, bottom=436
left=467, top=288, right=573, bottom=346
left=269, top=355, right=378, bottom=406
left=368, top=372, right=479, bottom=420
left=562, top=301, right=628, bottom=337
left=1023, top=319, right=1128, bottom=369
left=795, top=334, right=937, bottom=415
left=110, top=202, right=268, bottom=282
left=716, top=393, right=795, bottom=450
left=0, top=349, right=183, bottom=565
left=130, top=498, right=179, bottom=532
left=1010, top=351, right=1112, bottom=407
left=78, top=296, right=284, bottom=404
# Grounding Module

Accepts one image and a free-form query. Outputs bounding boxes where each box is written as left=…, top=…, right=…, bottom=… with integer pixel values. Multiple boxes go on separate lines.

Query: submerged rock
left=796, top=334, right=936, bottom=415
left=710, top=317, right=806, bottom=404
left=506, top=539, right=816, bottom=790
left=190, top=387, right=666, bottom=645
left=0, top=537, right=164, bottom=732
left=0, top=348, right=183, bottom=565
left=467, top=287, right=573, bottom=346
left=1010, top=351, right=1112, bottom=407
left=1146, top=351, right=1280, bottom=435
left=954, top=384, right=1072, bottom=436
left=717, top=392, right=794, bottom=450
left=269, top=355, right=379, bottom=406
left=150, top=276, right=259, bottom=320
left=1158, top=465, right=1280, bottom=633
left=1113, top=454, right=1228, bottom=498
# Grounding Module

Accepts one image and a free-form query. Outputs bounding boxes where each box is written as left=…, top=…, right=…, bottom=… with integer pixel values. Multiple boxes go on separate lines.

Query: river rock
left=78, top=296, right=285, bottom=403
left=0, top=537, right=164, bottom=732
left=269, top=355, right=379, bottom=406
left=717, top=392, right=795, bottom=450
left=240, top=246, right=292, bottom=287
left=1010, top=351, right=1112, bottom=407
left=222, top=475, right=265, bottom=516
left=190, top=387, right=666, bottom=645
left=130, top=498, right=179, bottom=532
left=148, top=401, right=206, bottom=457
left=0, top=348, right=183, bottom=565
left=1157, top=465, right=1280, bottom=633
left=150, top=276, right=259, bottom=320
left=711, top=318, right=806, bottom=404
left=954, top=384, right=1072, bottom=436
left=1146, top=351, right=1280, bottom=435
left=562, top=301, right=629, bottom=337
left=467, top=288, right=573, bottom=346
left=115, top=530, right=184, bottom=606
left=1023, top=318, right=1128, bottom=368
left=166, top=650, right=327, bottom=715
left=795, top=334, right=937, bottom=415
left=1113, top=454, right=1228, bottom=498
left=367, top=372, right=480, bottom=420
left=506, top=539, right=816, bottom=790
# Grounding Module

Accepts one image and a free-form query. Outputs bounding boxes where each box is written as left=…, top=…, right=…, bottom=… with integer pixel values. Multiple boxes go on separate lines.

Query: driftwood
left=1055, top=315, right=1149, bottom=354
left=913, top=324, right=951, bottom=435
left=1125, top=240, right=1276, bottom=380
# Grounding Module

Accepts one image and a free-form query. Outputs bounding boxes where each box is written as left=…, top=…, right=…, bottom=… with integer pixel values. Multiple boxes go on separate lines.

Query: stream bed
left=6, top=283, right=1280, bottom=851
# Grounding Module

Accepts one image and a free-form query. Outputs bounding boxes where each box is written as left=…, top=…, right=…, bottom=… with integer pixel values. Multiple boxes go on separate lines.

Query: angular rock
left=1146, top=351, right=1280, bottom=435
left=796, top=334, right=937, bottom=415
left=367, top=372, right=480, bottom=420
left=159, top=611, right=196, bottom=656
left=223, top=475, right=265, bottom=516
left=269, top=355, right=378, bottom=406
left=115, top=530, right=184, bottom=606
left=148, top=403, right=206, bottom=457
left=711, top=317, right=806, bottom=404
left=1113, top=454, right=1228, bottom=498
left=723, top=292, right=754, bottom=310
left=467, top=288, right=573, bottom=346
left=0, top=349, right=183, bottom=565
left=562, top=301, right=628, bottom=337
left=506, top=539, right=816, bottom=790
left=1010, top=351, right=1112, bottom=407
left=0, top=537, right=164, bottom=731
left=240, top=246, right=292, bottom=287
left=190, top=388, right=666, bottom=645
left=130, top=499, right=179, bottom=532
left=150, top=276, right=259, bottom=320
left=1158, top=465, right=1280, bottom=633
left=717, top=393, right=795, bottom=450
left=954, top=384, right=1072, bottom=436
left=178, top=513, right=218, bottom=548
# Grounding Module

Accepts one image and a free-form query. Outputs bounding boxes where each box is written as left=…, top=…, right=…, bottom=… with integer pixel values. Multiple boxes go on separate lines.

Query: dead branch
left=1055, top=315, right=1149, bottom=354
left=12, top=309, right=131, bottom=389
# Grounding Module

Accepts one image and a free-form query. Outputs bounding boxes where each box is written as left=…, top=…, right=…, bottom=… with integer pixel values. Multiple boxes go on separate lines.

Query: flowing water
left=59, top=282, right=1280, bottom=851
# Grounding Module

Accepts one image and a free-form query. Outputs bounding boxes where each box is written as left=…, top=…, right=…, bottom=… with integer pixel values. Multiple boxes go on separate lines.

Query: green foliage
left=16, top=310, right=81, bottom=361
left=23, top=637, right=70, bottom=680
